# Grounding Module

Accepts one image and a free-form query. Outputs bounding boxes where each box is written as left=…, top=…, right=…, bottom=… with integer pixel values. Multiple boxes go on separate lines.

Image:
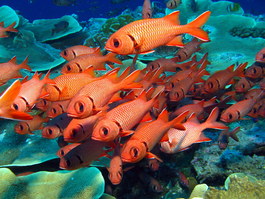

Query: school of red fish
left=0, top=4, right=265, bottom=188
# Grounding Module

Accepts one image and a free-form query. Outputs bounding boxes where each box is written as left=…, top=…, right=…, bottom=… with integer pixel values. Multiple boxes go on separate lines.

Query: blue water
left=0, top=0, right=264, bottom=22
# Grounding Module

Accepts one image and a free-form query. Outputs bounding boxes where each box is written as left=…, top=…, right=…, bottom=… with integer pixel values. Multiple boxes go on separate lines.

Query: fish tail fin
left=234, top=62, right=248, bottom=77
left=185, top=11, right=211, bottom=41
left=204, top=107, right=228, bottom=130
left=43, top=70, right=56, bottom=85
left=7, top=22, right=18, bottom=33
left=19, top=56, right=31, bottom=71
left=230, top=127, right=240, bottom=142
left=0, top=80, right=33, bottom=120
left=106, top=52, right=123, bottom=65
left=119, top=70, right=142, bottom=89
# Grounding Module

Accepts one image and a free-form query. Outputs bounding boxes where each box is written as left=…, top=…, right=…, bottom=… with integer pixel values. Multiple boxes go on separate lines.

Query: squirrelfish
left=61, top=52, right=122, bottom=73
left=92, top=88, right=162, bottom=142
left=160, top=107, right=228, bottom=153
left=60, top=45, right=101, bottom=61
left=0, top=80, right=33, bottom=121
left=67, top=68, right=141, bottom=118
left=0, top=22, right=18, bottom=38
left=218, top=127, right=240, bottom=149
left=142, top=0, right=152, bottom=19
left=256, top=47, right=265, bottom=63
left=121, top=109, right=187, bottom=163
left=166, top=0, right=181, bottom=9
left=46, top=99, right=70, bottom=118
left=105, top=11, right=211, bottom=55
left=0, top=57, right=31, bottom=86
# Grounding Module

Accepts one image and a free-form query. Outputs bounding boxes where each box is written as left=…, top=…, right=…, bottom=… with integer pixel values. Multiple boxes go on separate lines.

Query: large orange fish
left=105, top=11, right=211, bottom=55
left=160, top=107, right=228, bottom=153
left=43, top=67, right=97, bottom=101
left=91, top=88, right=162, bottom=142
left=0, top=22, right=18, bottom=38
left=61, top=52, right=122, bottom=73
left=12, top=72, right=55, bottom=112
left=14, top=114, right=49, bottom=135
left=120, top=109, right=187, bottom=163
left=60, top=45, right=101, bottom=61
left=0, top=57, right=31, bottom=86
left=0, top=80, right=33, bottom=120
left=67, top=68, right=141, bottom=118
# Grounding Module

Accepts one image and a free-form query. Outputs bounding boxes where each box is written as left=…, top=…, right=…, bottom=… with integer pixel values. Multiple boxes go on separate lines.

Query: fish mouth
left=91, top=135, right=102, bottom=141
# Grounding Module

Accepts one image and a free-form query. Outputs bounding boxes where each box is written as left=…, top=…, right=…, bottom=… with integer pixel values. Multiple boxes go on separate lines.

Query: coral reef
left=230, top=27, right=265, bottom=39
left=0, top=167, right=105, bottom=199
left=205, top=173, right=265, bottom=199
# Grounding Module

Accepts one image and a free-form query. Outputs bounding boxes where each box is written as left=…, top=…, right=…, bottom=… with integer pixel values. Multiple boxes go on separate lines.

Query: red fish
left=234, top=77, right=255, bottom=93
left=35, top=99, right=51, bottom=111
left=218, top=127, right=240, bottom=149
left=43, top=67, right=97, bottom=101
left=12, top=72, right=55, bottom=112
left=121, top=109, right=187, bottom=163
left=67, top=68, right=141, bottom=118
left=105, top=11, right=211, bottom=55
left=142, top=0, right=152, bottom=19
left=203, top=63, right=247, bottom=94
left=160, top=107, right=227, bottom=153
left=60, top=45, right=101, bottom=61
left=255, top=47, right=265, bottom=63
left=57, top=143, right=81, bottom=158
left=138, top=171, right=163, bottom=193
left=14, top=114, right=49, bottom=135
left=244, top=62, right=265, bottom=79
left=91, top=88, right=162, bottom=142
left=42, top=113, right=72, bottom=139
left=0, top=80, right=33, bottom=121
left=46, top=100, right=70, bottom=118
left=0, top=57, right=31, bottom=86
left=61, top=52, right=122, bottom=73
left=63, top=113, right=102, bottom=143
left=0, top=22, right=18, bottom=38
left=107, top=145, right=123, bottom=185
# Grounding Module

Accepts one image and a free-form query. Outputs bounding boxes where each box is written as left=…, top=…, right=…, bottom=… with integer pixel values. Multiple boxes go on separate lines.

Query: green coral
left=0, top=167, right=105, bottom=199
left=205, top=173, right=265, bottom=199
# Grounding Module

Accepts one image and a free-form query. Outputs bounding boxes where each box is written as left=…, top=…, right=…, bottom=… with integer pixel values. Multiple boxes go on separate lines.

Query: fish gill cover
left=0, top=0, right=264, bottom=199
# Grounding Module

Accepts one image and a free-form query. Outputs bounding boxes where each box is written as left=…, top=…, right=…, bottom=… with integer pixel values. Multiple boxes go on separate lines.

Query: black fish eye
left=52, top=108, right=57, bottom=114
left=171, top=82, right=174, bottom=88
left=253, top=108, right=257, bottom=114
left=43, top=100, right=47, bottom=105
left=48, top=128, right=53, bottom=135
left=113, top=38, right=120, bottom=48
left=19, top=125, right=23, bottom=130
left=13, top=103, right=19, bottom=110
left=66, top=160, right=71, bottom=167
left=63, top=50, right=67, bottom=56
left=77, top=102, right=84, bottom=113
left=262, top=54, right=265, bottom=59
left=60, top=150, right=64, bottom=156
left=209, top=82, right=213, bottom=89
left=228, top=113, right=233, bottom=120
left=242, top=83, right=245, bottom=88
left=132, top=147, right=138, bottom=158
left=67, top=65, right=71, bottom=71
left=71, top=129, right=78, bottom=137
left=175, top=92, right=179, bottom=98
left=253, top=68, right=257, bottom=74
left=102, top=127, right=108, bottom=136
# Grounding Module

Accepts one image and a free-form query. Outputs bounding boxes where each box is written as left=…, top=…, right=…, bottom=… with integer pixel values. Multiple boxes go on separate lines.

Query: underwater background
left=0, top=0, right=265, bottom=199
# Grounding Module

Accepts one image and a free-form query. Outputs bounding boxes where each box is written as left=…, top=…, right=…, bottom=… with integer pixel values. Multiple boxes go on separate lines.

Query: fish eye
left=113, top=38, right=120, bottom=48
left=75, top=102, right=84, bottom=113
left=209, top=82, right=213, bottom=89
left=43, top=100, right=47, bottom=105
left=19, top=124, right=23, bottom=130
left=60, top=150, right=65, bottom=156
left=252, top=68, right=257, bottom=74
left=63, top=50, right=67, bottom=56
left=131, top=147, right=139, bottom=158
left=171, top=82, right=174, bottom=88
left=48, top=128, right=53, bottom=135
left=67, top=65, right=71, bottom=71
left=253, top=108, right=257, bottom=114
left=13, top=103, right=19, bottom=110
left=71, top=129, right=78, bottom=137
left=228, top=113, right=233, bottom=120
left=152, top=184, right=158, bottom=191
left=52, top=108, right=57, bottom=114
left=175, top=92, right=179, bottom=98
left=118, top=171, right=123, bottom=179
left=66, top=160, right=71, bottom=167
left=241, top=83, right=245, bottom=88
left=263, top=54, right=265, bottom=59
left=101, top=127, right=109, bottom=136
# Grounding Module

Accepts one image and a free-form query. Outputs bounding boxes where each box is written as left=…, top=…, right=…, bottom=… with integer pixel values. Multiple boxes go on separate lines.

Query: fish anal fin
left=166, top=36, right=184, bottom=47
left=145, top=152, right=163, bottom=162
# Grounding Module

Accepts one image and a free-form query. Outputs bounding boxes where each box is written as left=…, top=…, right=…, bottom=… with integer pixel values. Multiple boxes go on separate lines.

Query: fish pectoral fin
left=166, top=36, right=184, bottom=47
left=5, top=109, right=33, bottom=121
left=145, top=152, right=163, bottom=162
left=140, top=112, right=153, bottom=122
left=194, top=134, right=211, bottom=143
left=160, top=132, right=169, bottom=142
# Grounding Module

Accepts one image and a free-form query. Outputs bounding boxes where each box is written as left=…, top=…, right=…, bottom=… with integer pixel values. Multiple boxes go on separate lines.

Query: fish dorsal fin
left=164, top=11, right=180, bottom=25
left=227, top=64, right=235, bottom=72
left=138, top=89, right=148, bottom=101
left=187, top=113, right=200, bottom=124
left=83, top=66, right=95, bottom=77
left=93, top=47, right=102, bottom=56
left=9, top=56, right=17, bottom=64
left=206, top=107, right=219, bottom=123
left=166, top=36, right=184, bottom=47
left=0, top=80, right=21, bottom=107
left=158, top=108, right=169, bottom=122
